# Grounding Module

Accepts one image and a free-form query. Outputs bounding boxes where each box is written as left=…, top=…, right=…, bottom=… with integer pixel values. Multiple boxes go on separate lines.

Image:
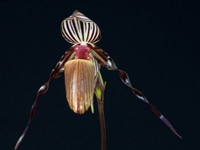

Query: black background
left=1, top=0, right=199, bottom=150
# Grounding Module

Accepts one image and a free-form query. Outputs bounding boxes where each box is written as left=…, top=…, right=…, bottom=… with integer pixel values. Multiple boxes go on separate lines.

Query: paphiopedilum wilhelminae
left=15, top=10, right=182, bottom=150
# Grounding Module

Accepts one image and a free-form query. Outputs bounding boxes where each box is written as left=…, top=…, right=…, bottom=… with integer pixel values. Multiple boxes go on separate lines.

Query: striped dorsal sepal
left=61, top=10, right=101, bottom=45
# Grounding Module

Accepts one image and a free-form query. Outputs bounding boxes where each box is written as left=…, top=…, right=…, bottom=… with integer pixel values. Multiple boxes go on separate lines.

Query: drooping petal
left=61, top=10, right=101, bottom=44
left=91, top=46, right=182, bottom=139
left=64, top=59, right=95, bottom=114
left=14, top=48, right=75, bottom=150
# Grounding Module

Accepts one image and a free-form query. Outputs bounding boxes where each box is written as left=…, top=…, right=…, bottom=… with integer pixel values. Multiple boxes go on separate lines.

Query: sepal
left=61, top=10, right=101, bottom=44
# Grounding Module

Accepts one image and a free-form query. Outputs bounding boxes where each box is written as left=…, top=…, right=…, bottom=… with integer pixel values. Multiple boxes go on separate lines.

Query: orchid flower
left=15, top=10, right=181, bottom=150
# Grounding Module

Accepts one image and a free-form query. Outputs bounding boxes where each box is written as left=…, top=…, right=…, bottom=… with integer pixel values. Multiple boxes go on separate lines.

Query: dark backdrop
left=1, top=0, right=199, bottom=150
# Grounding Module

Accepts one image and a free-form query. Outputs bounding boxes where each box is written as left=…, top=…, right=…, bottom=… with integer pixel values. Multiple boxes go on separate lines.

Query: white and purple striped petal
left=61, top=10, right=101, bottom=44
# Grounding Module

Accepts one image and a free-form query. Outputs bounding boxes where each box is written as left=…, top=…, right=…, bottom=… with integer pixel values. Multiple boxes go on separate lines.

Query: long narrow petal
left=14, top=48, right=75, bottom=150
left=61, top=10, right=101, bottom=44
left=91, top=46, right=182, bottom=139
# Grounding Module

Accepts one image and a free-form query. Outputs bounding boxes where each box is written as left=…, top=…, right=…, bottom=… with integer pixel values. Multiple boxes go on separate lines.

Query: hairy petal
left=92, top=47, right=182, bottom=139
left=14, top=48, right=75, bottom=150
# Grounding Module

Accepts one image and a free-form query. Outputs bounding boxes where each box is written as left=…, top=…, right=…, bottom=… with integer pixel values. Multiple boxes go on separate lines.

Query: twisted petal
left=91, top=46, right=182, bottom=139
left=61, top=10, right=101, bottom=44
left=14, top=48, right=75, bottom=150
